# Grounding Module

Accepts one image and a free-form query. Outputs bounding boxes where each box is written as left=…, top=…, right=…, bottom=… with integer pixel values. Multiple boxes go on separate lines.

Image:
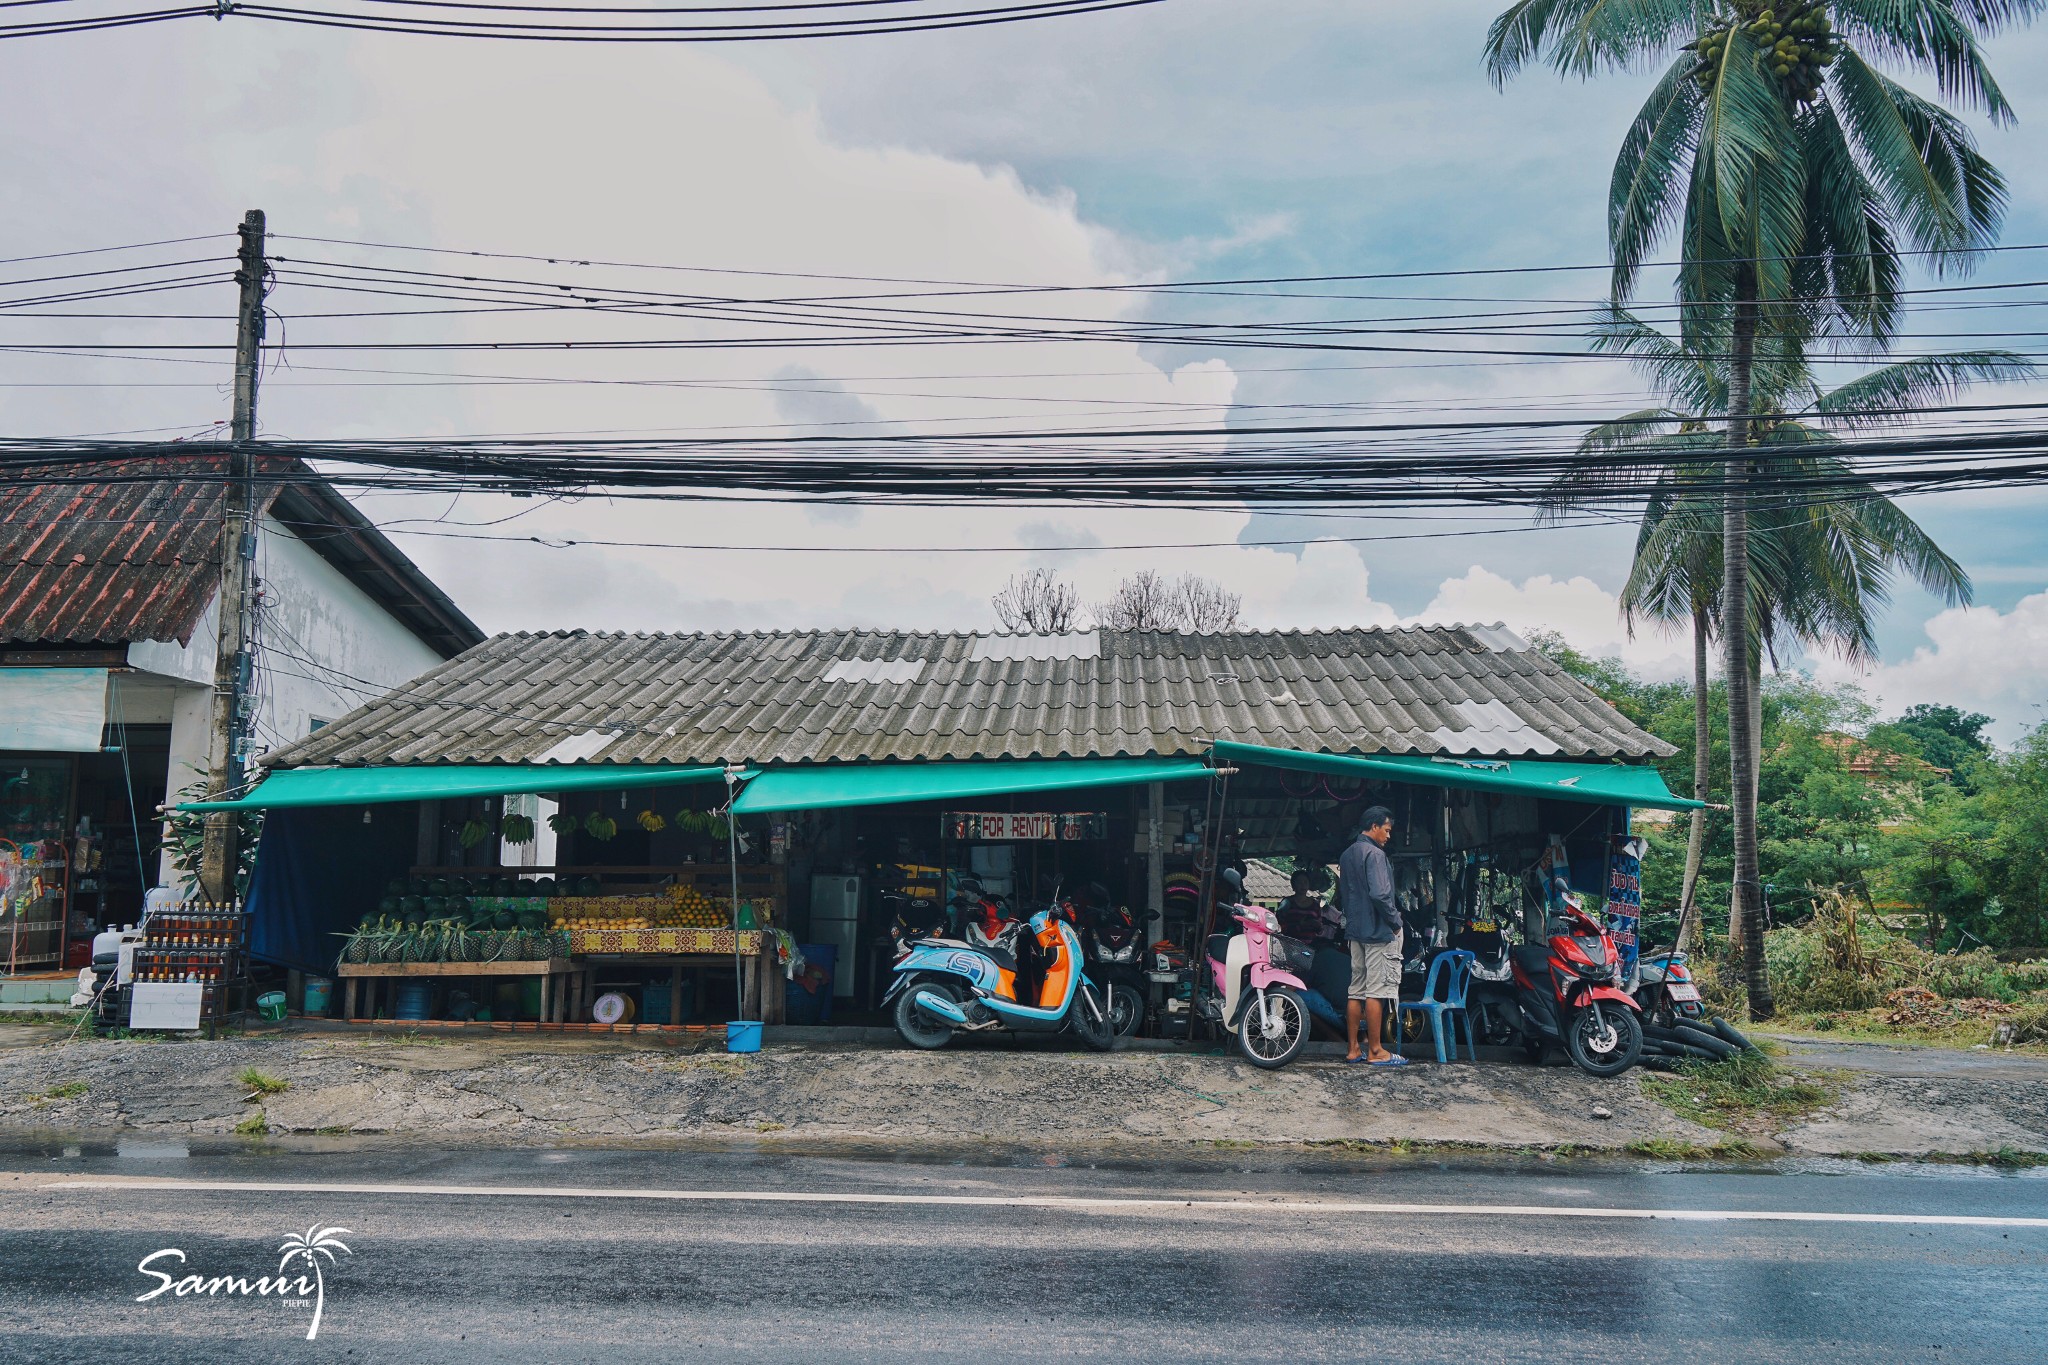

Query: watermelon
left=400, top=895, right=425, bottom=917
left=385, top=879, right=406, bottom=898
left=493, top=909, right=518, bottom=931
left=533, top=877, right=558, bottom=896
left=378, top=896, right=398, bottom=916
left=576, top=876, right=602, bottom=897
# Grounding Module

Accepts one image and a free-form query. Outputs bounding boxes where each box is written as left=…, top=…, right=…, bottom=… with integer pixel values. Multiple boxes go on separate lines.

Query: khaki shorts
left=1348, top=932, right=1403, bottom=1001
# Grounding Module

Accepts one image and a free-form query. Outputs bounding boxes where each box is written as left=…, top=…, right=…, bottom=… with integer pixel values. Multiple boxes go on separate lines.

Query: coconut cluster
left=1689, top=3, right=1837, bottom=104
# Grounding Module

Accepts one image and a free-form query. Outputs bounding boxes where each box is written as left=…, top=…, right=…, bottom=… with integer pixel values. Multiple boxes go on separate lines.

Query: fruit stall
left=332, top=862, right=787, bottom=1026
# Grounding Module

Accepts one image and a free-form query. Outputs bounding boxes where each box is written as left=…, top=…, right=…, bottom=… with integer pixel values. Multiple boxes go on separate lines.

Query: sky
left=7, top=0, right=2048, bottom=739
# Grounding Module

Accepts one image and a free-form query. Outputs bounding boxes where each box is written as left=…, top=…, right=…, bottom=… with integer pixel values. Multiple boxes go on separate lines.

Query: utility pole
left=198, top=209, right=266, bottom=902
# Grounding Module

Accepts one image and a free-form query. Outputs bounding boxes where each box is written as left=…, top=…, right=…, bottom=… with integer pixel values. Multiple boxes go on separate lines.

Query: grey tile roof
left=263, top=625, right=1673, bottom=770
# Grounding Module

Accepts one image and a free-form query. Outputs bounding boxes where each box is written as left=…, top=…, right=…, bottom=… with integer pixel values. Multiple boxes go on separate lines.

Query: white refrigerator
left=808, top=874, right=862, bottom=1001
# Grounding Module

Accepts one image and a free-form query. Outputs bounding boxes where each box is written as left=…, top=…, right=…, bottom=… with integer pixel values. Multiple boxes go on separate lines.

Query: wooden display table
left=577, top=939, right=784, bottom=1025
left=336, top=959, right=583, bottom=1025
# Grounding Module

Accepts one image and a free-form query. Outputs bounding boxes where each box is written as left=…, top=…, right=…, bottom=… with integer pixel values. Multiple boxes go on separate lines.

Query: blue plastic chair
left=1398, top=949, right=1477, bottom=1063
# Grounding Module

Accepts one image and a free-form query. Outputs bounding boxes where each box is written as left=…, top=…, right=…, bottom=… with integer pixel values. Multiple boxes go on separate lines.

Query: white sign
left=129, top=982, right=204, bottom=1030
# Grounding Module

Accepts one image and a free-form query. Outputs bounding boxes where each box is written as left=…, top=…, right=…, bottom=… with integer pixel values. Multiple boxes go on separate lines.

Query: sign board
left=944, top=812, right=1108, bottom=842
left=129, top=982, right=204, bottom=1031
left=1607, top=835, right=1647, bottom=978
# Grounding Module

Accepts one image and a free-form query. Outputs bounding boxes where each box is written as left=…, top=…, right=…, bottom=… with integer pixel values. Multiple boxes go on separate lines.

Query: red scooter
left=1508, top=892, right=1644, bottom=1076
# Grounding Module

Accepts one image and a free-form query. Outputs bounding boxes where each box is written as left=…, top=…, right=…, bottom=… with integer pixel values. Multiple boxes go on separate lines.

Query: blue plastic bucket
left=726, top=1020, right=762, bottom=1054
left=394, top=980, right=433, bottom=1021
left=303, top=976, right=332, bottom=1017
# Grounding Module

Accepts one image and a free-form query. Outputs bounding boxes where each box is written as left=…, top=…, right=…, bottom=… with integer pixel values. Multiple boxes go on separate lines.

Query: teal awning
left=1211, top=741, right=1702, bottom=812
left=181, top=763, right=730, bottom=812
left=731, top=757, right=1212, bottom=814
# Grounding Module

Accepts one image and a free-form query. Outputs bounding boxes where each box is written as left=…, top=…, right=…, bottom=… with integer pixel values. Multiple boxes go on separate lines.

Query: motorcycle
left=1508, top=891, right=1644, bottom=1077
left=1200, top=899, right=1313, bottom=1070
left=1070, top=886, right=1147, bottom=1038
left=1450, top=920, right=1520, bottom=1047
left=883, top=897, right=1115, bottom=1053
left=1632, top=942, right=1707, bottom=1029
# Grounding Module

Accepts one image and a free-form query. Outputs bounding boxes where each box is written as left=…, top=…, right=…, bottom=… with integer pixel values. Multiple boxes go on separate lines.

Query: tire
left=1105, top=980, right=1145, bottom=1038
left=1521, top=1038, right=1548, bottom=1066
left=1235, top=988, right=1308, bottom=1070
left=1070, top=983, right=1116, bottom=1052
left=893, top=979, right=958, bottom=1051
left=1565, top=1004, right=1643, bottom=1077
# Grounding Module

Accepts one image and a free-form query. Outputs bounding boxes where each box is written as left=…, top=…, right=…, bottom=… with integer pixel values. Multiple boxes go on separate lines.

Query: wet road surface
left=0, top=1136, right=2042, bottom=1363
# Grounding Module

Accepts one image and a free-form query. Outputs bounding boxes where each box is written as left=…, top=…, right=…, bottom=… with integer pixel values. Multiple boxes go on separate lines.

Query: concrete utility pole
left=197, top=209, right=267, bottom=901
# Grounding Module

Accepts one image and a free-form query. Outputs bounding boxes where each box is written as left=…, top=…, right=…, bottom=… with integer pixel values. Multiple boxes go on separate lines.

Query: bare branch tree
left=991, top=567, right=1081, bottom=634
left=1171, top=573, right=1242, bottom=632
left=1094, top=571, right=1242, bottom=632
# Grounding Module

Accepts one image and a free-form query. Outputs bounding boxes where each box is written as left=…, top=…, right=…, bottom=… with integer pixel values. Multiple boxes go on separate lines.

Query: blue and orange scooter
left=883, top=896, right=1116, bottom=1052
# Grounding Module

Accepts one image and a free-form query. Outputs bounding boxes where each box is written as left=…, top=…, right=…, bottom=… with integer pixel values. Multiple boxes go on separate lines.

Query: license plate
left=1667, top=983, right=1701, bottom=1002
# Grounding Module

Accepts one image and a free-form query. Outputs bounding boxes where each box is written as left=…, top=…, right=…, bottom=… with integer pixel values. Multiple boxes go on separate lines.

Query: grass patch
left=1625, top=1136, right=1766, bottom=1160
left=313, top=1125, right=351, bottom=1136
left=1639, top=1052, right=1840, bottom=1134
left=1846, top=1147, right=2048, bottom=1169
left=381, top=1030, right=448, bottom=1048
left=26, top=1080, right=89, bottom=1104
left=233, top=1110, right=269, bottom=1137
left=754, top=1122, right=787, bottom=1133
left=238, top=1067, right=290, bottom=1095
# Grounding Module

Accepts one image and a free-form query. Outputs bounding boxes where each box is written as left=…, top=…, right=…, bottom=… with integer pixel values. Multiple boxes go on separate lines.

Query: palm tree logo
left=277, top=1225, right=352, bottom=1341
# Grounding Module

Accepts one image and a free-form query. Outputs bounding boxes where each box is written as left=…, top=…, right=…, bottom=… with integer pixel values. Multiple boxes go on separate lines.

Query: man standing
left=1340, top=806, right=1405, bottom=1066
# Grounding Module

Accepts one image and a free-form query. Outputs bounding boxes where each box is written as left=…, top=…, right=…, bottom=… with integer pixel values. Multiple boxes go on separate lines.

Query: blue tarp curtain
left=246, top=803, right=417, bottom=977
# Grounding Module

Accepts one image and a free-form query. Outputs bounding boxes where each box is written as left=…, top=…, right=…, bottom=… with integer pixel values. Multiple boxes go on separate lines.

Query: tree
left=1872, top=702, right=1995, bottom=786
left=1546, top=312, right=2021, bottom=959
left=991, top=568, right=1081, bottom=634
left=1488, top=0, right=2041, bottom=1018
left=1094, top=571, right=1243, bottom=632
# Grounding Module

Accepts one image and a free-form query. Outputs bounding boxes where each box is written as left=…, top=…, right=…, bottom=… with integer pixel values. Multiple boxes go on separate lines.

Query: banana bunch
left=1689, top=4, right=1835, bottom=104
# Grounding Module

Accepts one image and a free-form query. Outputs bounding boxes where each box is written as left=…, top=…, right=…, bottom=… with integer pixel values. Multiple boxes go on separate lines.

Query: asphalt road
left=0, top=1136, right=2043, bottom=1363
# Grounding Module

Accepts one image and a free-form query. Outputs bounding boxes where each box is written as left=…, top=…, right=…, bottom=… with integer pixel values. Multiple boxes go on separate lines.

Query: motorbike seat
left=978, top=944, right=1018, bottom=974
left=1510, top=944, right=1553, bottom=977
left=1205, top=933, right=1231, bottom=965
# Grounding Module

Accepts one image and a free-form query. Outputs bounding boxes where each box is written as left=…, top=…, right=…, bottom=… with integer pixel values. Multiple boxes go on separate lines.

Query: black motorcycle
left=1069, top=884, right=1147, bottom=1038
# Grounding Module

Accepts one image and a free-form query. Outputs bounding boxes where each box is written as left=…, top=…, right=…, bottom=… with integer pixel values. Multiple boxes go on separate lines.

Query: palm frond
left=1812, top=348, right=2035, bottom=427
left=1798, top=98, right=1903, bottom=342
left=1830, top=52, right=2007, bottom=268
left=1700, top=27, right=1806, bottom=301
left=1484, top=0, right=1700, bottom=86
left=1610, top=56, right=1706, bottom=299
left=1832, top=0, right=2025, bottom=123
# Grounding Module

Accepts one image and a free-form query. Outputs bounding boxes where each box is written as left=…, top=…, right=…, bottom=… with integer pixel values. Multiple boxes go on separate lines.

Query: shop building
left=192, top=625, right=1697, bottom=1033
left=0, top=458, right=482, bottom=973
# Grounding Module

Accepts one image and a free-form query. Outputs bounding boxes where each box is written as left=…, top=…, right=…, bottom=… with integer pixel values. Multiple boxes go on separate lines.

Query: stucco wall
left=131, top=513, right=457, bottom=885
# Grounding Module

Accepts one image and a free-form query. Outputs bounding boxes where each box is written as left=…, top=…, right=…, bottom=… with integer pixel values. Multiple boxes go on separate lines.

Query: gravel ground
left=0, top=1020, right=2039, bottom=1156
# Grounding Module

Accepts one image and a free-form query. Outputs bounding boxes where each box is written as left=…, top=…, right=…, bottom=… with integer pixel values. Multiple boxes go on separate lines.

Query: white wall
left=131, top=513, right=458, bottom=887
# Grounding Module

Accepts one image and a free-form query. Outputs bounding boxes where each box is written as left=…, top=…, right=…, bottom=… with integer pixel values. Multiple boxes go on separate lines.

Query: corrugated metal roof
left=264, top=625, right=1674, bottom=770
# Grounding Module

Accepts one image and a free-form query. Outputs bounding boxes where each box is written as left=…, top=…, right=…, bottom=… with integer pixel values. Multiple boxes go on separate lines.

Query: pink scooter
left=1202, top=892, right=1313, bottom=1070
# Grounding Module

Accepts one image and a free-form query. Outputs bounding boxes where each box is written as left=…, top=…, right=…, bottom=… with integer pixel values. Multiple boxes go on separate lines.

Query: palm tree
left=278, top=1225, right=353, bottom=1341
left=1550, top=309, right=2025, bottom=957
left=1487, top=0, right=2040, bottom=1017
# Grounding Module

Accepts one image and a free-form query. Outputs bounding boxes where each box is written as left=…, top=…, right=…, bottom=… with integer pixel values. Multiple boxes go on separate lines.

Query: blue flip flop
left=1342, top=1054, right=1372, bottom=1065
left=1369, top=1055, right=1409, bottom=1067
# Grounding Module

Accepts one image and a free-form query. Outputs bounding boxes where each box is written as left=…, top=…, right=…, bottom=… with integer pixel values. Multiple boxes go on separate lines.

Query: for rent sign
left=944, top=812, right=1107, bottom=841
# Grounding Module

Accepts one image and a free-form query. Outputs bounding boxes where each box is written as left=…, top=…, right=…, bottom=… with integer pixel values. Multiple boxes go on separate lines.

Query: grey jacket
left=1338, top=837, right=1400, bottom=944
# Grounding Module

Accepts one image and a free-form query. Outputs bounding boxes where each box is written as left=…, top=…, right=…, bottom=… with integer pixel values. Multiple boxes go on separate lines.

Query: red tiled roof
left=0, top=456, right=280, bottom=646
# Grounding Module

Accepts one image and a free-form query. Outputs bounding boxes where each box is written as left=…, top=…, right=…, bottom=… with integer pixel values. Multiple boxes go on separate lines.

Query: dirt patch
left=0, top=1030, right=1704, bottom=1151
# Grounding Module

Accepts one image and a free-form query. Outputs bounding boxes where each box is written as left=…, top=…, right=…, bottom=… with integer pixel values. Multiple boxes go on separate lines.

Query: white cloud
left=1819, top=592, right=2048, bottom=742
left=1410, top=566, right=1689, bottom=675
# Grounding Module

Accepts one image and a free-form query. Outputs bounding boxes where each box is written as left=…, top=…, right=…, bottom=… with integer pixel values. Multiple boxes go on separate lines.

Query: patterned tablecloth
left=567, top=928, right=764, bottom=956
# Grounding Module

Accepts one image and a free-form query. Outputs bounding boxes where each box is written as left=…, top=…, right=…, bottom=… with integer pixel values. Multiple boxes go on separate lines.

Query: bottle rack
left=132, top=901, right=250, bottom=1028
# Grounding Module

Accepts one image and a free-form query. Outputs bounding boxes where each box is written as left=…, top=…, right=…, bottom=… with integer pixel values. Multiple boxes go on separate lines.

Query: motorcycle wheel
left=893, top=979, right=958, bottom=1051
left=1521, top=1038, right=1548, bottom=1066
left=1565, top=1004, right=1643, bottom=1077
left=1106, top=980, right=1145, bottom=1038
left=1071, top=983, right=1116, bottom=1052
left=1235, top=988, right=1308, bottom=1070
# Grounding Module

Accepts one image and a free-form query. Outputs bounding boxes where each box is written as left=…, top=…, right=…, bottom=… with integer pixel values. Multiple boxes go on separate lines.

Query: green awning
left=180, top=763, right=730, bottom=812
left=730, top=757, right=1213, bottom=814
left=1211, top=741, right=1702, bottom=812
